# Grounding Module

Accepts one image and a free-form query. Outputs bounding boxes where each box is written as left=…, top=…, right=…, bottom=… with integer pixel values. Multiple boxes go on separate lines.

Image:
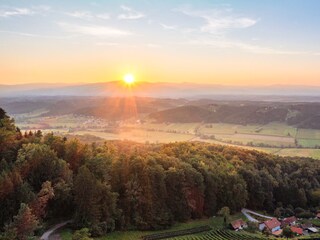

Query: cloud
left=0, top=7, right=34, bottom=18
left=0, top=5, right=52, bottom=18
left=65, top=11, right=94, bottom=20
left=96, top=13, right=110, bottom=20
left=160, top=23, right=177, bottom=30
left=58, top=22, right=131, bottom=37
left=147, top=43, right=161, bottom=48
left=186, top=38, right=309, bottom=55
left=175, top=6, right=257, bottom=33
left=65, top=11, right=110, bottom=20
left=0, top=30, right=73, bottom=39
left=95, top=42, right=119, bottom=46
left=118, top=5, right=145, bottom=20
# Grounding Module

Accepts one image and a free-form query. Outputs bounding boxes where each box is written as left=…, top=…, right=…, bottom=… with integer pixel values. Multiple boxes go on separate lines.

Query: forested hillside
left=0, top=107, right=320, bottom=239
left=149, top=103, right=320, bottom=128
left=4, top=97, right=320, bottom=129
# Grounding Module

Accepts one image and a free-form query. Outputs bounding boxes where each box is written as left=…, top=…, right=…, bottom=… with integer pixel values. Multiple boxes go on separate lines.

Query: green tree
left=283, top=226, right=294, bottom=239
left=218, top=206, right=230, bottom=226
left=72, top=228, right=93, bottom=240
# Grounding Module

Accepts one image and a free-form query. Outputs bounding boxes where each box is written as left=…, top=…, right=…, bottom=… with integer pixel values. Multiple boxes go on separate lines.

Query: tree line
left=0, top=108, right=319, bottom=239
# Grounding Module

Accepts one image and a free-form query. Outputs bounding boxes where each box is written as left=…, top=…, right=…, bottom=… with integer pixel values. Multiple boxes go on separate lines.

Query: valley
left=13, top=112, right=320, bottom=159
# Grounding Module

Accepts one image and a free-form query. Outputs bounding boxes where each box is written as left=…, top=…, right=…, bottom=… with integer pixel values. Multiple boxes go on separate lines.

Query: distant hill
left=2, top=95, right=320, bottom=129
left=149, top=103, right=320, bottom=128
left=3, top=81, right=320, bottom=100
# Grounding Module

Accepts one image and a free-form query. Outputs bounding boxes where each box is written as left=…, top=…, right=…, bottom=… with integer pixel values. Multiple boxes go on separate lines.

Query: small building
left=272, top=229, right=283, bottom=237
left=317, top=213, right=320, bottom=219
left=291, top=226, right=303, bottom=235
left=260, top=218, right=281, bottom=232
left=230, top=219, right=247, bottom=231
left=281, top=216, right=297, bottom=227
left=301, top=222, right=312, bottom=230
left=307, top=227, right=319, bottom=233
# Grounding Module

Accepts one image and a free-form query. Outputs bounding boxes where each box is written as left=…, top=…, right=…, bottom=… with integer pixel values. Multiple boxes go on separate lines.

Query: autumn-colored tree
left=6, top=203, right=38, bottom=240
left=30, top=181, right=54, bottom=219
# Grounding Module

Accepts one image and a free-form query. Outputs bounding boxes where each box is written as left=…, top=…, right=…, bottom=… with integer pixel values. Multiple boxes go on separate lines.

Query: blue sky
left=1, top=0, right=320, bottom=85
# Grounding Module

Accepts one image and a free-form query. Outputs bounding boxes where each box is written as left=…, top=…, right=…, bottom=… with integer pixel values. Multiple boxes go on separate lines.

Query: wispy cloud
left=118, top=5, right=145, bottom=20
left=0, top=7, right=34, bottom=18
left=175, top=6, right=257, bottom=33
left=0, top=5, right=52, bottom=18
left=0, top=30, right=73, bottom=39
left=65, top=11, right=110, bottom=20
left=147, top=43, right=161, bottom=48
left=95, top=42, right=119, bottom=46
left=160, top=23, right=177, bottom=30
left=173, top=5, right=307, bottom=56
left=186, top=38, right=309, bottom=55
left=65, top=11, right=93, bottom=20
left=96, top=13, right=110, bottom=20
left=58, top=22, right=131, bottom=37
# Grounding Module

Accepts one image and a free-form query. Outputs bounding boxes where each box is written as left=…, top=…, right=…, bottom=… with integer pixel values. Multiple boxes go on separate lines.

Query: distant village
left=231, top=209, right=320, bottom=238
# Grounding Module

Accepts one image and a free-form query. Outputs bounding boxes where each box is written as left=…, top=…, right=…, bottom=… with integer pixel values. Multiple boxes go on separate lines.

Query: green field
left=60, top=214, right=273, bottom=240
left=169, top=229, right=269, bottom=240
left=74, top=129, right=195, bottom=143
left=15, top=115, right=320, bottom=159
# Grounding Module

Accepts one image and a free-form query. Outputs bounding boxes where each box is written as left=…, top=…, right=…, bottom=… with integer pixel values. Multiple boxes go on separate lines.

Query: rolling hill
left=149, top=103, right=320, bottom=128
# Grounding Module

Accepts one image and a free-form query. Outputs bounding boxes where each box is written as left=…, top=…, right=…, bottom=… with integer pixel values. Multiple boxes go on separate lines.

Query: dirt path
left=40, top=220, right=72, bottom=240
left=241, top=208, right=273, bottom=222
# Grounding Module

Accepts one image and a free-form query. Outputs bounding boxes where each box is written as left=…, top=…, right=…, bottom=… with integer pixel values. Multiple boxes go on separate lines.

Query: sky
left=0, top=0, right=320, bottom=86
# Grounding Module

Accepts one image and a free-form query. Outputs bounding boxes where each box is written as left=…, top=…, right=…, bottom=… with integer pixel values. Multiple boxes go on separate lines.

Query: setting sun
left=123, top=74, right=135, bottom=85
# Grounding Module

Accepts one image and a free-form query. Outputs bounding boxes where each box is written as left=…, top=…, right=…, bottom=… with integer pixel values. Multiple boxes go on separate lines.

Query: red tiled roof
left=272, top=229, right=283, bottom=236
left=291, top=226, right=303, bottom=235
left=231, top=219, right=246, bottom=229
left=264, top=218, right=281, bottom=230
left=281, top=216, right=297, bottom=226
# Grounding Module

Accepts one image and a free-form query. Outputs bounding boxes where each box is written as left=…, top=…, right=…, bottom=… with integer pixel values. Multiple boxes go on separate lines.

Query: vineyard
left=168, top=229, right=269, bottom=240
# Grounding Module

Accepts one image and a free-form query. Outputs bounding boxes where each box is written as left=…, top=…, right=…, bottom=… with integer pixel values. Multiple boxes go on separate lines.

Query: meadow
left=60, top=214, right=273, bottom=240
left=14, top=115, right=320, bottom=159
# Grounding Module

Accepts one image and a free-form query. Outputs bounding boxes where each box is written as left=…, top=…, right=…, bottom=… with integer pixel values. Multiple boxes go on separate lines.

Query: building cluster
left=231, top=213, right=320, bottom=238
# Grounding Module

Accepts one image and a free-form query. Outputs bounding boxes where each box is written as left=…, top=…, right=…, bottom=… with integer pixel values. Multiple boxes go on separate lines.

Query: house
left=317, top=213, right=320, bottom=219
left=230, top=219, right=247, bottom=231
left=290, top=226, right=303, bottom=235
left=272, top=229, right=283, bottom=237
left=281, top=216, right=297, bottom=227
left=260, top=218, right=281, bottom=232
left=307, top=227, right=319, bottom=233
left=301, top=222, right=312, bottom=230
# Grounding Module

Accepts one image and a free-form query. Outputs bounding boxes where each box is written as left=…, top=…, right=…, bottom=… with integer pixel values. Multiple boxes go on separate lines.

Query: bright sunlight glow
left=123, top=74, right=135, bottom=85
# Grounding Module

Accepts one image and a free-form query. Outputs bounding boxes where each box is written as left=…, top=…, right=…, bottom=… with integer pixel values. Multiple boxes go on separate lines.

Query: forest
left=0, top=107, right=320, bottom=239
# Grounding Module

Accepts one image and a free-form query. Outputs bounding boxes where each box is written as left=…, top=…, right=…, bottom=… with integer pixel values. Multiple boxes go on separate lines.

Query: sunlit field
left=13, top=114, right=320, bottom=159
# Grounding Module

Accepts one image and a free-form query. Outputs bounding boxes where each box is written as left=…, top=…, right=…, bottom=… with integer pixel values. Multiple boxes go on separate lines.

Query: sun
left=123, top=73, right=135, bottom=85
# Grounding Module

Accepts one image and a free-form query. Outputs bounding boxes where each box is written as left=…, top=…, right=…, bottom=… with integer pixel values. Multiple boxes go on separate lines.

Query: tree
left=72, top=228, right=93, bottom=240
left=74, top=166, right=97, bottom=226
left=6, top=203, right=39, bottom=240
left=283, top=226, right=294, bottom=239
left=218, top=207, right=230, bottom=227
left=30, top=181, right=54, bottom=219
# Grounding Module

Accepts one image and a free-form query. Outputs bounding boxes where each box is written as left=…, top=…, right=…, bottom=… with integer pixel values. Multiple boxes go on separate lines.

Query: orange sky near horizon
left=1, top=1, right=320, bottom=86
left=1, top=47, right=320, bottom=86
